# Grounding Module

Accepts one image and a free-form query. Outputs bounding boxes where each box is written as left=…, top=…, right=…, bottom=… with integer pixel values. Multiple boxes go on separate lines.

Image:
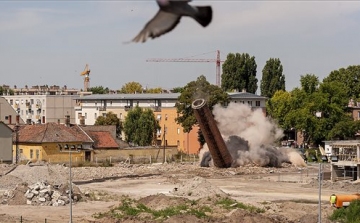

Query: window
left=248, top=101, right=252, bottom=106
left=30, top=99, right=34, bottom=104
left=85, top=113, right=87, bottom=119
left=358, top=111, right=360, bottom=119
left=110, top=101, right=112, bottom=105
left=157, top=114, right=161, bottom=120
left=102, top=113, right=106, bottom=117
left=177, top=128, right=180, bottom=134
left=20, top=149, right=23, bottom=154
left=256, top=101, right=260, bottom=106
left=10, top=99, right=13, bottom=105
left=177, top=140, right=180, bottom=146
left=36, top=150, right=39, bottom=159
left=165, top=114, right=168, bottom=121
left=30, top=149, right=33, bottom=159
left=78, top=113, right=82, bottom=119
left=94, top=113, right=97, bottom=119
left=119, top=113, right=123, bottom=120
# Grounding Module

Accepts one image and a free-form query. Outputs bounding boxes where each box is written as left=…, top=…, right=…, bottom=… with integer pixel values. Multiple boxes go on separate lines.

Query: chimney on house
left=8, top=115, right=12, bottom=125
left=80, top=116, right=85, bottom=126
left=16, top=115, right=20, bottom=125
left=65, top=115, right=70, bottom=126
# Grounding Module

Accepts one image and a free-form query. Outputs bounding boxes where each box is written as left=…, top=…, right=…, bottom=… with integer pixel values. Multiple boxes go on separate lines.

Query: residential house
left=12, top=122, right=94, bottom=163
left=0, top=97, right=25, bottom=124
left=0, top=122, right=13, bottom=163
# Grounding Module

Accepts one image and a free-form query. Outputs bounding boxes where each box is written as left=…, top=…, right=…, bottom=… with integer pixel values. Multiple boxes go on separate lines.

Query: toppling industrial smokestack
left=192, top=99, right=233, bottom=168
left=199, top=102, right=306, bottom=168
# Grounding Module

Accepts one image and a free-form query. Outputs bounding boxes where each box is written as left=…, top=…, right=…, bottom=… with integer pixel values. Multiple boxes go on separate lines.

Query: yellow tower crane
left=80, top=64, right=90, bottom=91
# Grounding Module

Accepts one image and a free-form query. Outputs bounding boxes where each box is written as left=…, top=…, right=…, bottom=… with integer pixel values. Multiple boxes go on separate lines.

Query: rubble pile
left=2, top=181, right=81, bottom=206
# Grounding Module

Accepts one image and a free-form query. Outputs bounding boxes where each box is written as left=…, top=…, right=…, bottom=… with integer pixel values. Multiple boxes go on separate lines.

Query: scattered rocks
left=2, top=181, right=81, bottom=206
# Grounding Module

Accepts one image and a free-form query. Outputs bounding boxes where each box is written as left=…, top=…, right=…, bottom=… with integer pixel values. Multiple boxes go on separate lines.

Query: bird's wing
left=131, top=10, right=181, bottom=43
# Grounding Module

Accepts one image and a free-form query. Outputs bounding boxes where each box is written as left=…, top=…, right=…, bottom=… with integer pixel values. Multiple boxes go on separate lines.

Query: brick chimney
left=65, top=115, right=70, bottom=126
left=16, top=115, right=20, bottom=125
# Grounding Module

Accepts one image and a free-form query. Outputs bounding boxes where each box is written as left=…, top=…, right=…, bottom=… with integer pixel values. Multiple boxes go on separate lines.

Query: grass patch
left=93, top=197, right=212, bottom=221
left=215, top=197, right=264, bottom=213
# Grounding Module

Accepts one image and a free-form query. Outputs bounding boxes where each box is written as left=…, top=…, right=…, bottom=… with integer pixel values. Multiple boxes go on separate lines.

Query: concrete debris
left=2, top=181, right=81, bottom=206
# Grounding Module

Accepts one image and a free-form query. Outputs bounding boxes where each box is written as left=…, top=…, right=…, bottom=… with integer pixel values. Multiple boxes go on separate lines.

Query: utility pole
left=163, top=124, right=166, bottom=163
left=318, top=163, right=322, bottom=223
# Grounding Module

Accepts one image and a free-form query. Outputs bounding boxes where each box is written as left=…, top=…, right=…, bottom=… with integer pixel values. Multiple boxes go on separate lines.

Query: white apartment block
left=2, top=95, right=78, bottom=124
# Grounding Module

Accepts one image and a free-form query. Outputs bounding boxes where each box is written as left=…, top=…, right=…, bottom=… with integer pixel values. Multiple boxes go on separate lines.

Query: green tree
left=266, top=90, right=291, bottom=127
left=260, top=58, right=285, bottom=98
left=145, top=87, right=163, bottom=93
left=221, top=52, right=258, bottom=93
left=88, top=86, right=109, bottom=94
left=323, top=65, right=360, bottom=99
left=123, top=106, right=160, bottom=146
left=175, top=75, right=229, bottom=133
left=171, top=87, right=184, bottom=93
left=300, top=74, right=319, bottom=94
left=95, top=111, right=122, bottom=138
left=119, top=82, right=143, bottom=94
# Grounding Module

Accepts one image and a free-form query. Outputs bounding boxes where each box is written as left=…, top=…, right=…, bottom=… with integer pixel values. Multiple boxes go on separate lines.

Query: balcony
left=153, top=106, right=161, bottom=112
left=98, top=106, right=106, bottom=111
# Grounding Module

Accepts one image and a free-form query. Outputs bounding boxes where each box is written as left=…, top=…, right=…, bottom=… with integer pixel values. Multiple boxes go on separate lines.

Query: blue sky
left=1, top=1, right=359, bottom=93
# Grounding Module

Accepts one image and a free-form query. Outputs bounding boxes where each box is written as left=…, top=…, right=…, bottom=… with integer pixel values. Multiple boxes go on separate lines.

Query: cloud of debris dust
left=199, top=102, right=306, bottom=167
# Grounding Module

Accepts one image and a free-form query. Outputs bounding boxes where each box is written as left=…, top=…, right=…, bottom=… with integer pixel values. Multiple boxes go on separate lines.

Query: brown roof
left=14, top=123, right=93, bottom=143
left=86, top=131, right=119, bottom=149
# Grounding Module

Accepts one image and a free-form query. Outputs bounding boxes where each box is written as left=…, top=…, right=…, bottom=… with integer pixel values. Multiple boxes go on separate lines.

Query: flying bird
left=130, top=0, right=212, bottom=43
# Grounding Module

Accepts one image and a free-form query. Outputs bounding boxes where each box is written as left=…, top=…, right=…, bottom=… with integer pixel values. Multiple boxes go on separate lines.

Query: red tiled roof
left=86, top=131, right=119, bottom=149
left=14, top=123, right=92, bottom=143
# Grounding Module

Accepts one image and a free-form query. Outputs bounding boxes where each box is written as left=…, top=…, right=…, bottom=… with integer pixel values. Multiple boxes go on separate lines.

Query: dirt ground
left=0, top=162, right=359, bottom=223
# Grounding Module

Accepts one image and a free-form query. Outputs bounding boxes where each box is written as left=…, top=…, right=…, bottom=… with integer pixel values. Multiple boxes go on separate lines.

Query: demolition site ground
left=0, top=162, right=359, bottom=223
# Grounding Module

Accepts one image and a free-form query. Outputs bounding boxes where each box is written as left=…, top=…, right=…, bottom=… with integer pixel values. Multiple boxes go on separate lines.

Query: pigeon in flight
left=130, top=0, right=212, bottom=43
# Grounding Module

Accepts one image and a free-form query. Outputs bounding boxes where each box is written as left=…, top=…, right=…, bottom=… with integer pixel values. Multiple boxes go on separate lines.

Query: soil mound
left=170, top=176, right=226, bottom=198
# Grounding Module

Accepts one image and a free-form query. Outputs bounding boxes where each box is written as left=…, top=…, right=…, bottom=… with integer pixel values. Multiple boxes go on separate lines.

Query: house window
left=94, top=113, right=97, bottom=119
left=102, top=113, right=106, bottom=117
left=20, top=149, right=23, bottom=154
left=256, top=101, right=260, bottom=106
left=165, top=114, right=168, bottom=121
left=110, top=101, right=112, bottom=105
left=177, top=128, right=180, bottom=134
left=248, top=101, right=252, bottom=106
left=85, top=113, right=87, bottom=119
left=78, top=113, right=82, bottom=119
left=358, top=111, right=360, bottom=119
left=30, top=99, right=34, bottom=104
left=157, top=114, right=161, bottom=120
left=10, top=99, right=13, bottom=105
left=119, top=113, right=123, bottom=120
left=36, top=150, right=39, bottom=160
left=177, top=140, right=180, bottom=146
left=30, top=149, right=33, bottom=159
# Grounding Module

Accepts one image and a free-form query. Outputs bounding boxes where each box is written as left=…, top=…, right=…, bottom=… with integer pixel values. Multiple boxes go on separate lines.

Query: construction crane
left=80, top=64, right=90, bottom=91
left=146, top=50, right=224, bottom=87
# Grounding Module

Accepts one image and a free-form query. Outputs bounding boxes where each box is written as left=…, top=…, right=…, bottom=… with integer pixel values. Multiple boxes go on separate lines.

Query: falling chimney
left=8, top=115, right=12, bottom=125
left=65, top=115, right=70, bottom=126
left=192, top=98, right=233, bottom=168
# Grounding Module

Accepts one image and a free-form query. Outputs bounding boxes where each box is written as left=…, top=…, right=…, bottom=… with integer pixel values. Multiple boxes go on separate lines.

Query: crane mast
left=80, top=64, right=90, bottom=91
left=146, top=50, right=223, bottom=87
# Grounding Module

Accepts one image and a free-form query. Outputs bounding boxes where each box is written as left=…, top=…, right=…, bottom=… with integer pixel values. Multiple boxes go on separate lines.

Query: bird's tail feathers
left=194, top=6, right=212, bottom=27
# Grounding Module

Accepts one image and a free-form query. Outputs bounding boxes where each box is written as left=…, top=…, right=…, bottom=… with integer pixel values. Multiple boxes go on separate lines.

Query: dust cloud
left=199, top=102, right=306, bottom=167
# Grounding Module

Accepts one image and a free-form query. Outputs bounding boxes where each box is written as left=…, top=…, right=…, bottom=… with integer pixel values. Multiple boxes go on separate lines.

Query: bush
left=329, top=199, right=360, bottom=223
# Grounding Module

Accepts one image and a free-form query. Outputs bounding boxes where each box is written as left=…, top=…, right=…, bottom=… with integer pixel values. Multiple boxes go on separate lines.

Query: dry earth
left=1, top=162, right=359, bottom=223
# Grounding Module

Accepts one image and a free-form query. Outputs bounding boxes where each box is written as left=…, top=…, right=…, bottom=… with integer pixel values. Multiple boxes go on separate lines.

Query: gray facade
left=0, top=122, right=13, bottom=163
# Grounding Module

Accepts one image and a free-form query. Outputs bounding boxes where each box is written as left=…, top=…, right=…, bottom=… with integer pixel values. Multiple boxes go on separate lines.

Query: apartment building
left=2, top=95, right=78, bottom=124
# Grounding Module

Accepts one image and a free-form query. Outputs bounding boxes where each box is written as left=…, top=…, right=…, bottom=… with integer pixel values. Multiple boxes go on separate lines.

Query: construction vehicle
left=80, top=64, right=90, bottom=91
left=330, top=194, right=360, bottom=208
